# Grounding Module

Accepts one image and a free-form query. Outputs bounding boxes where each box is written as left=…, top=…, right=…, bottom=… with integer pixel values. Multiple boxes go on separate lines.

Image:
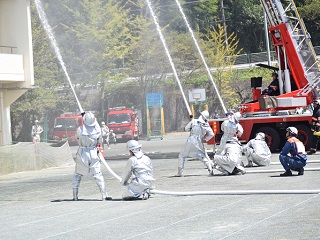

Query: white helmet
left=286, top=127, right=298, bottom=136
left=101, top=121, right=105, bottom=125
left=200, top=110, right=209, bottom=120
left=255, top=132, right=265, bottom=140
left=35, top=120, right=39, bottom=124
left=233, top=112, right=241, bottom=123
left=127, top=140, right=142, bottom=151
left=83, top=112, right=96, bottom=126
left=313, top=99, right=320, bottom=105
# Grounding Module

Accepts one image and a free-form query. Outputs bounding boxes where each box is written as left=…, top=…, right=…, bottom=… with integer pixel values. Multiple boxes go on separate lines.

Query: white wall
left=0, top=0, right=33, bottom=145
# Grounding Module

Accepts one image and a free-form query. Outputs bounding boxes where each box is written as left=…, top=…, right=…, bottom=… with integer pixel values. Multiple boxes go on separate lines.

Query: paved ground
left=1, top=133, right=320, bottom=240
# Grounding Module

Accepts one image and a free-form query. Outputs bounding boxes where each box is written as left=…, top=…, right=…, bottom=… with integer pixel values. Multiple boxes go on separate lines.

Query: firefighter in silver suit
left=217, top=112, right=243, bottom=154
left=73, top=112, right=112, bottom=201
left=213, top=137, right=246, bottom=175
left=243, top=132, right=271, bottom=167
left=177, top=110, right=215, bottom=177
left=31, top=120, right=43, bottom=143
left=121, top=140, right=155, bottom=200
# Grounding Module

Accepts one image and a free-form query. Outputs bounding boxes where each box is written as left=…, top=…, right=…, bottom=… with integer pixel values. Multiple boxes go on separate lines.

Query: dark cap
left=272, top=72, right=278, bottom=77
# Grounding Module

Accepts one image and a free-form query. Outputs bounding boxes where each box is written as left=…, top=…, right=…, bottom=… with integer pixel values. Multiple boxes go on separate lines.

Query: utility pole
left=263, top=10, right=271, bottom=65
left=220, top=0, right=228, bottom=50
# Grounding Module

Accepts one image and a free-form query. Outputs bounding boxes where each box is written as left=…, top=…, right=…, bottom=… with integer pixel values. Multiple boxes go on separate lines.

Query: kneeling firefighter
left=121, top=140, right=155, bottom=200
left=73, top=112, right=112, bottom=201
left=213, top=137, right=246, bottom=175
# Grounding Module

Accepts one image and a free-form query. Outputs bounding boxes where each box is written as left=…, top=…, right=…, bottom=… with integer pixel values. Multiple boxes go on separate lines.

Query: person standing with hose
left=217, top=112, right=243, bottom=154
left=308, top=99, right=320, bottom=155
left=177, top=110, right=215, bottom=177
left=73, top=112, right=112, bottom=201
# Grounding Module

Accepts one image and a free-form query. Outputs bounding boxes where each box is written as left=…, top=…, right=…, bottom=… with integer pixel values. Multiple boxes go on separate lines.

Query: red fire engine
left=208, top=0, right=320, bottom=152
left=106, top=107, right=141, bottom=141
left=53, top=112, right=83, bottom=144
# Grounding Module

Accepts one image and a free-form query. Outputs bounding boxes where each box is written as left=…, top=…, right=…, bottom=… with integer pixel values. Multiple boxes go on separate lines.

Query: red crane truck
left=207, top=0, right=320, bottom=152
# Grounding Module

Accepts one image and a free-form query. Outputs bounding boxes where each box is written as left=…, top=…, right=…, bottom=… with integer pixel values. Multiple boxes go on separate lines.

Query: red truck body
left=207, top=0, right=318, bottom=152
left=52, top=113, right=83, bottom=144
left=106, top=107, right=140, bottom=141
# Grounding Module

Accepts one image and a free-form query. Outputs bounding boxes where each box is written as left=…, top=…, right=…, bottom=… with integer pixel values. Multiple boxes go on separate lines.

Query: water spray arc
left=174, top=0, right=227, bottom=114
left=145, top=0, right=192, bottom=117
left=34, top=0, right=84, bottom=113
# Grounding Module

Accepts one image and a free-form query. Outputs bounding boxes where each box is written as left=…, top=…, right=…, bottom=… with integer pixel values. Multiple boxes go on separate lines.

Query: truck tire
left=256, top=127, right=280, bottom=152
left=296, top=125, right=313, bottom=150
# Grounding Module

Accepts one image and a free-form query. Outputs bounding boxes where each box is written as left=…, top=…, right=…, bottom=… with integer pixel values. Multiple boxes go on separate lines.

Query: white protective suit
left=73, top=113, right=111, bottom=201
left=217, top=113, right=244, bottom=154
left=178, top=115, right=215, bottom=176
left=31, top=123, right=43, bottom=143
left=243, top=133, right=271, bottom=166
left=121, top=148, right=155, bottom=199
left=101, top=123, right=110, bottom=149
left=214, top=137, right=245, bottom=174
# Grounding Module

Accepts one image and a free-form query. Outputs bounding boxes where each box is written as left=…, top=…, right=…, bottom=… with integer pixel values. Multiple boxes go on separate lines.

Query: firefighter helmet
left=286, top=127, right=298, bottom=136
left=256, top=132, right=265, bottom=140
left=200, top=110, right=209, bottom=121
left=101, top=121, right=106, bottom=125
left=313, top=99, right=320, bottom=105
left=233, top=112, right=241, bottom=122
left=83, top=112, right=96, bottom=126
left=127, top=140, right=142, bottom=151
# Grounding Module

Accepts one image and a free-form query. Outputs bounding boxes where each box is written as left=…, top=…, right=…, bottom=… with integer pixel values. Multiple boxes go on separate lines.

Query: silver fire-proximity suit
left=178, top=111, right=215, bottom=177
left=73, top=112, right=111, bottom=201
left=243, top=132, right=271, bottom=167
left=217, top=112, right=243, bottom=154
left=121, top=140, right=155, bottom=200
left=31, top=120, right=43, bottom=143
left=213, top=137, right=245, bottom=175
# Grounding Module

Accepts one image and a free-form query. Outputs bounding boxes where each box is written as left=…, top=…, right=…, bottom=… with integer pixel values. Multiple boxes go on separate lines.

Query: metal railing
left=0, top=46, right=17, bottom=54
left=230, top=46, right=320, bottom=65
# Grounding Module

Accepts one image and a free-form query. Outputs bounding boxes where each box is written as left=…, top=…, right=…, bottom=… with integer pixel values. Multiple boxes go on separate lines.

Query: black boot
left=280, top=170, right=292, bottom=177
left=297, top=168, right=304, bottom=176
left=307, top=150, right=316, bottom=155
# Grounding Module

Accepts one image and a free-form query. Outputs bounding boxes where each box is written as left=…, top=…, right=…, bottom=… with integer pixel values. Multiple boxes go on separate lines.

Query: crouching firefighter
left=213, top=137, right=246, bottom=175
left=279, top=127, right=307, bottom=176
left=73, top=111, right=112, bottom=201
left=177, top=110, right=215, bottom=177
left=121, top=140, right=155, bottom=200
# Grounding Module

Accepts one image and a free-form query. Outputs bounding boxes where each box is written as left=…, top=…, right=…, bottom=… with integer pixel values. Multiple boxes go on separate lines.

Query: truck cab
left=106, top=107, right=140, bottom=141
left=53, top=113, right=83, bottom=144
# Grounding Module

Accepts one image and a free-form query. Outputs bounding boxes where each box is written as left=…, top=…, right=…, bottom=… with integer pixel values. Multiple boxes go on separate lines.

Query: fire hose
left=36, top=0, right=320, bottom=197
left=99, top=156, right=320, bottom=196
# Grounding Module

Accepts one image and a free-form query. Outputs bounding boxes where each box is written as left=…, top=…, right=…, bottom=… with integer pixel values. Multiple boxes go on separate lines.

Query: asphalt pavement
left=1, top=132, right=320, bottom=240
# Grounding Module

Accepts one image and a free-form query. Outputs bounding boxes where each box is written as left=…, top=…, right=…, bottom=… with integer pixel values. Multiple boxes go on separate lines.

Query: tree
left=202, top=24, right=242, bottom=112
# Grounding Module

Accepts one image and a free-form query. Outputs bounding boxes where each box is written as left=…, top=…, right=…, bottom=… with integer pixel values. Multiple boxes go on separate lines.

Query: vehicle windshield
left=54, top=118, right=78, bottom=130
left=108, top=114, right=131, bottom=124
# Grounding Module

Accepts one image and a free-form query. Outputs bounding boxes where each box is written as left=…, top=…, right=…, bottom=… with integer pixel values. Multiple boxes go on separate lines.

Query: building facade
left=0, top=0, right=34, bottom=145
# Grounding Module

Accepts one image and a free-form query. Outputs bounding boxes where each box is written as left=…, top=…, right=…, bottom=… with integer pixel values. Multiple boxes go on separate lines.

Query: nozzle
left=81, top=112, right=85, bottom=117
left=189, top=115, right=193, bottom=119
